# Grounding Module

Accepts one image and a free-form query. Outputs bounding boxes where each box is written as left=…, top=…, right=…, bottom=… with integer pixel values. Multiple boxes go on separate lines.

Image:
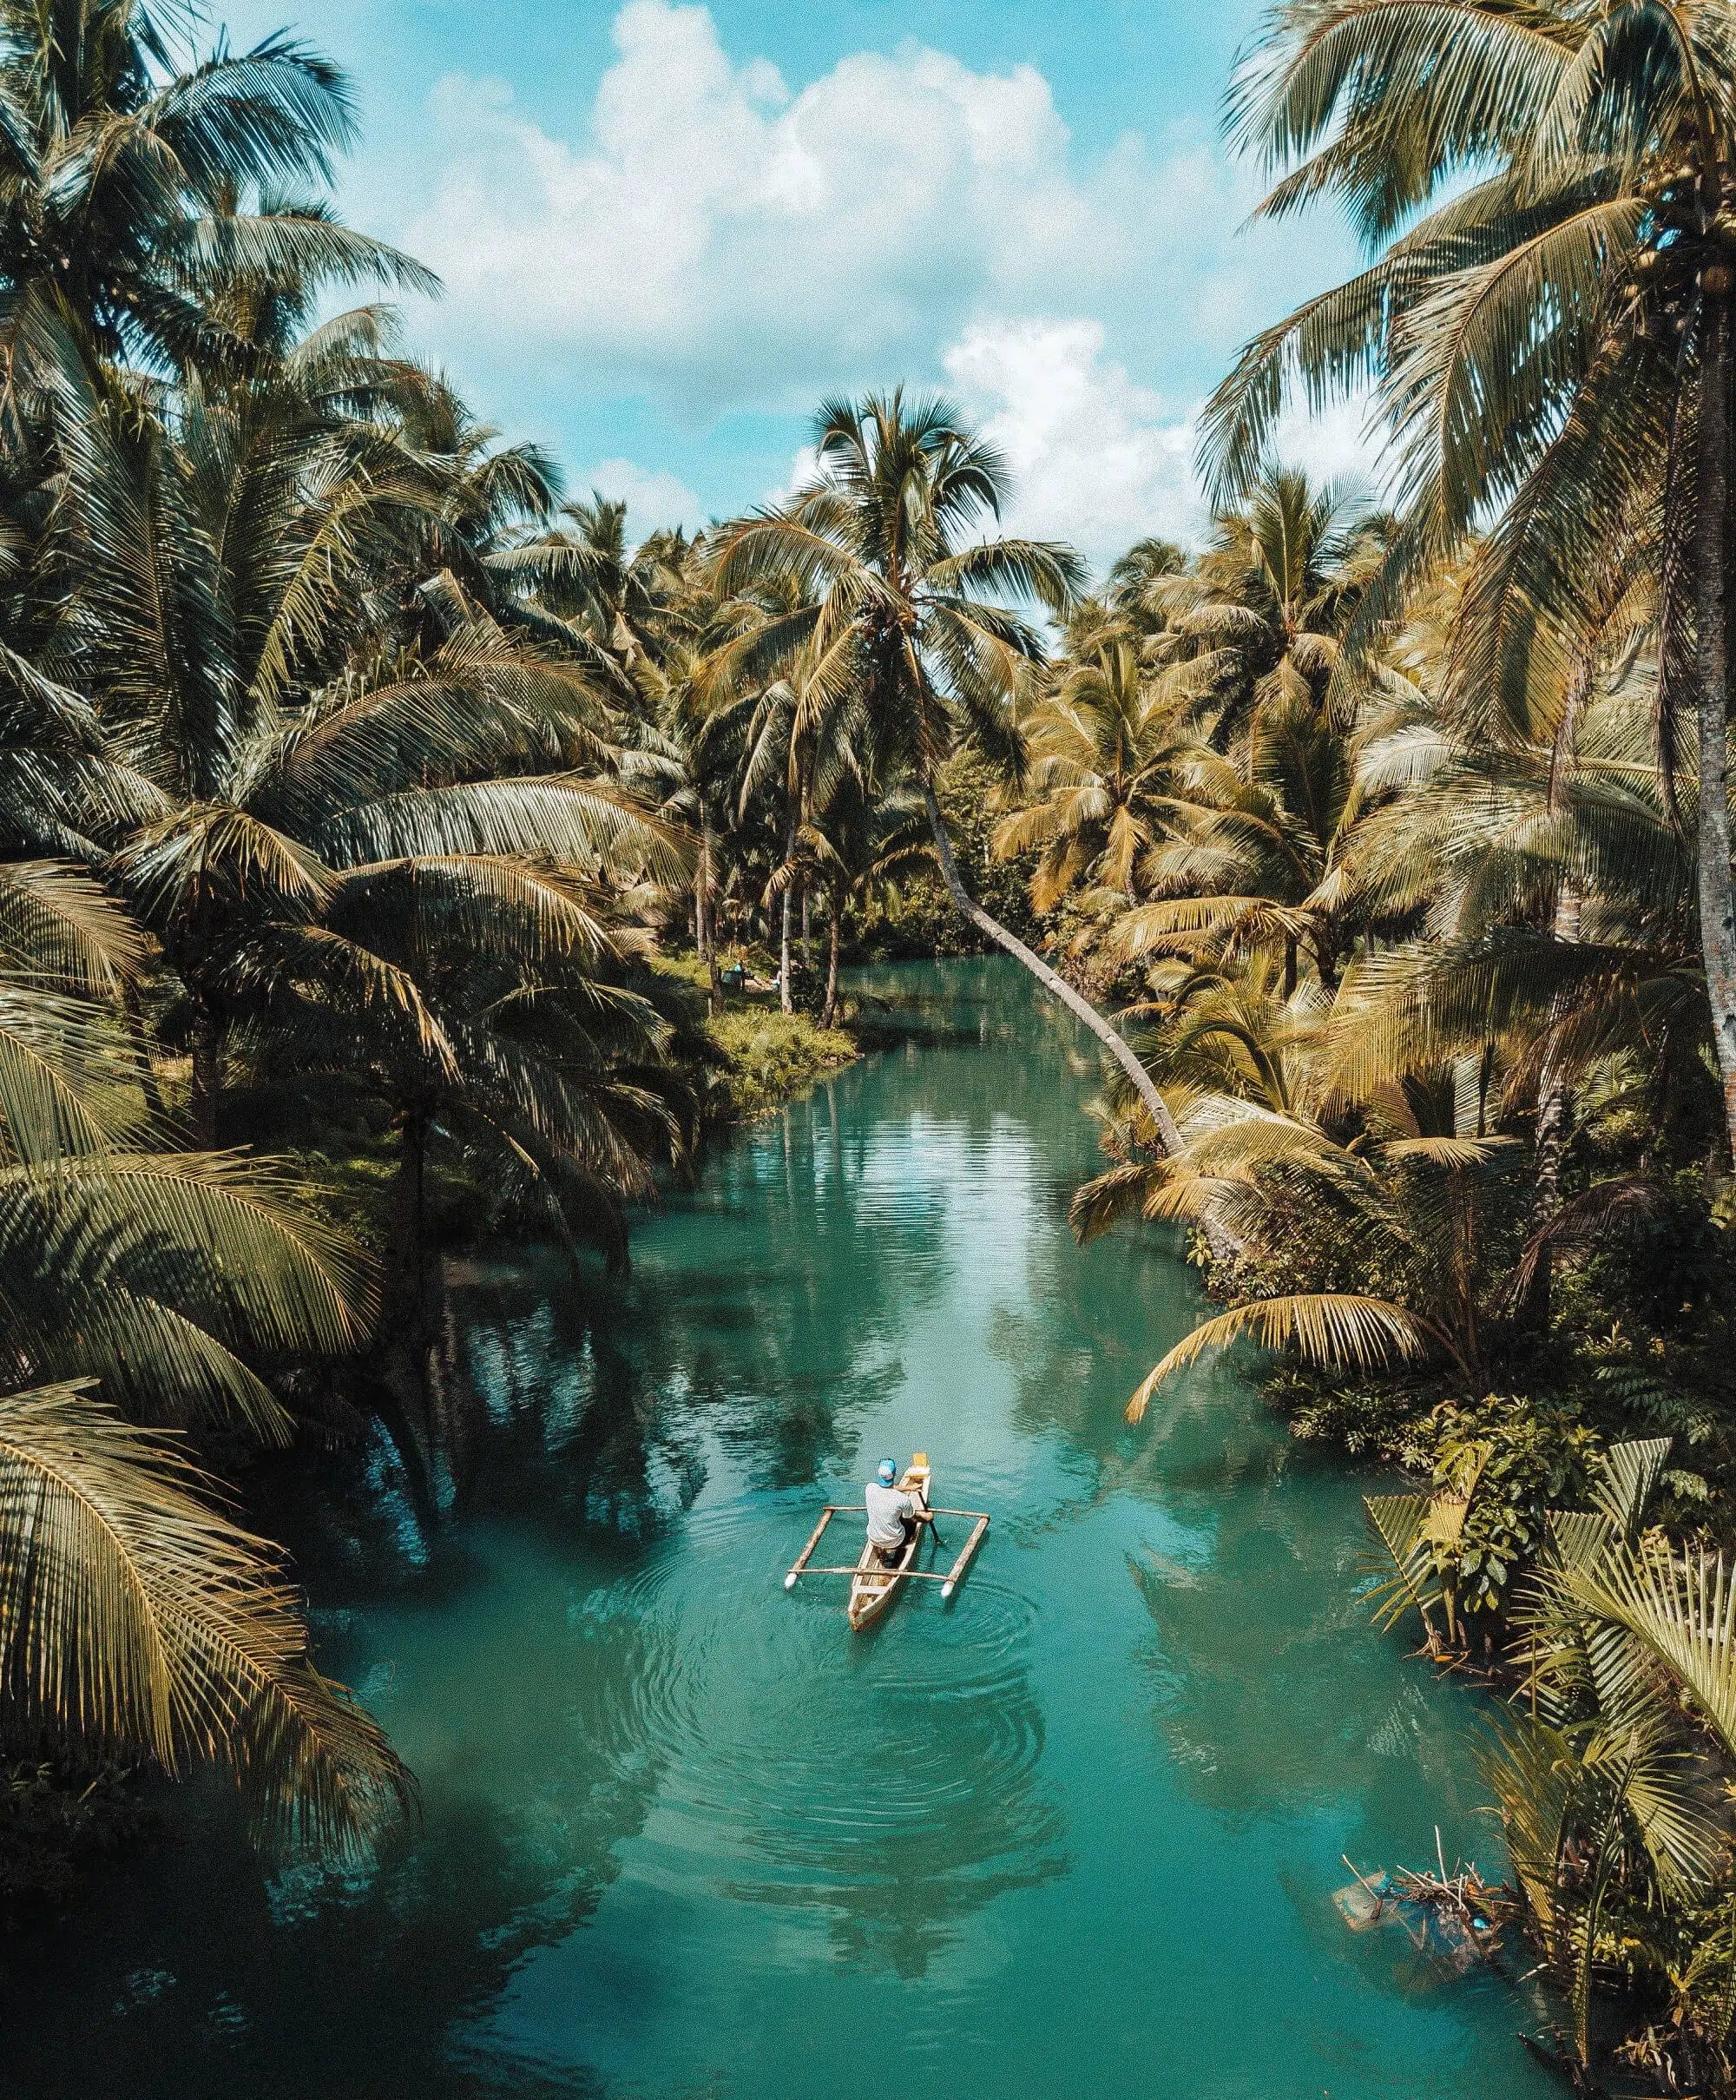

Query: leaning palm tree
left=1207, top=0, right=1736, bottom=1160
left=708, top=392, right=1195, bottom=1151
left=1081, top=1050, right=1596, bottom=1423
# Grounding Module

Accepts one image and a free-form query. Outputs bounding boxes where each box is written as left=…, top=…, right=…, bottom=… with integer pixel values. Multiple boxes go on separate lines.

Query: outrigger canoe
left=848, top=1454, right=930, bottom=1631
left=782, top=1453, right=990, bottom=1629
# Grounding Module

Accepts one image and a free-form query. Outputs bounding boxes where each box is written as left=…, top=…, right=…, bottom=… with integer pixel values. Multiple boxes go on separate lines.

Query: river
left=1, top=959, right=1556, bottom=2098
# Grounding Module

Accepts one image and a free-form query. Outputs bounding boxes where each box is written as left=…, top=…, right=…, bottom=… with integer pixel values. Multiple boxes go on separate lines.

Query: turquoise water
left=0, top=960, right=1555, bottom=2098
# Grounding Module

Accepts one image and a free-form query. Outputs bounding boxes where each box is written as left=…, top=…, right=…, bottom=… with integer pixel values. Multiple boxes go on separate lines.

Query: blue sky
left=217, top=0, right=1368, bottom=565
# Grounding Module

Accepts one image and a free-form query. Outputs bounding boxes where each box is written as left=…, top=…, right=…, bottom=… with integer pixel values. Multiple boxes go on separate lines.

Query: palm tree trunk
left=919, top=780, right=1187, bottom=1159
left=190, top=1006, right=223, bottom=1148
left=1522, top=881, right=1582, bottom=1326
left=801, top=884, right=812, bottom=970
left=1697, top=292, right=1736, bottom=1163
left=779, top=808, right=795, bottom=1015
left=122, top=982, right=165, bottom=1120
left=697, top=820, right=720, bottom=1013
left=383, top=1109, right=428, bottom=1339
left=372, top=1107, right=437, bottom=1509
left=822, top=887, right=842, bottom=1030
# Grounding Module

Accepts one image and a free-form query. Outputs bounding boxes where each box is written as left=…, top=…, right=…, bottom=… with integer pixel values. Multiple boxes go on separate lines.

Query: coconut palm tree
left=1146, top=468, right=1379, bottom=747
left=0, top=870, right=408, bottom=1856
left=991, top=631, right=1200, bottom=915
left=1207, top=0, right=1736, bottom=1160
left=495, top=493, right=695, bottom=679
left=246, top=845, right=681, bottom=1445
left=30, top=314, right=680, bottom=1149
left=0, top=1377, right=411, bottom=1859
left=1104, top=536, right=1187, bottom=624
left=1108, top=690, right=1371, bottom=995
left=1080, top=1048, right=1642, bottom=1423
left=707, top=392, right=1201, bottom=1151
left=774, top=773, right=930, bottom=1030
left=0, top=0, right=434, bottom=372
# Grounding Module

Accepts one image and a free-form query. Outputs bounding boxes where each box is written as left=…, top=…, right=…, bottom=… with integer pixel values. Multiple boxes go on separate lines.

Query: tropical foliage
left=0, top=0, right=703, bottom=1865
left=947, top=2, right=1736, bottom=2079
left=19, top=1, right=1736, bottom=2080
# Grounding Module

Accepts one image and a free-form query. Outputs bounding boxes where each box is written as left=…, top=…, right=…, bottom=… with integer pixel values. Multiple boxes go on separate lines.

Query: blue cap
left=877, top=1458, right=897, bottom=1485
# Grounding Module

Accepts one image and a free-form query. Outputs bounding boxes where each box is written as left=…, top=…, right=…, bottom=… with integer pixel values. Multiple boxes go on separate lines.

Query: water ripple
left=569, top=1502, right=1058, bottom=1904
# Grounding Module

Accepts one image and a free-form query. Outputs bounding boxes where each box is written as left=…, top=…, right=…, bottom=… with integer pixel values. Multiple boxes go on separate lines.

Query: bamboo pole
left=784, top=1506, right=837, bottom=1589
left=940, top=1514, right=990, bottom=1600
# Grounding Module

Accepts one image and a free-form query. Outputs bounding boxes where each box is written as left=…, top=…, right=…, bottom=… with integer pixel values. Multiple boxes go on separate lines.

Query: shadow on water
left=0, top=960, right=1558, bottom=2100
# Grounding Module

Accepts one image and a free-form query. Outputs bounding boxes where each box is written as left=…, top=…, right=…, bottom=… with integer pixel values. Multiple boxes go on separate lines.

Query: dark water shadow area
left=0, top=960, right=1558, bottom=2100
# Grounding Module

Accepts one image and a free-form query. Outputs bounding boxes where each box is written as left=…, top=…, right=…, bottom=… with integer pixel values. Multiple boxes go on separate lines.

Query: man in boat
left=865, top=1458, right=928, bottom=1567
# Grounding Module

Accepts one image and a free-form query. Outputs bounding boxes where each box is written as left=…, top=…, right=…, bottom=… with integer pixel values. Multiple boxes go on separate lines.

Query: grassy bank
left=650, top=951, right=859, bottom=1120
left=704, top=1006, right=858, bottom=1117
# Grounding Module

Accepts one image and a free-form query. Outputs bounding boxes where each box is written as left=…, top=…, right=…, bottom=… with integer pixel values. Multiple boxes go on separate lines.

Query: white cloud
left=1271, top=393, right=1388, bottom=505
left=937, top=319, right=1383, bottom=571
left=943, top=318, right=1199, bottom=562
left=579, top=456, right=707, bottom=537
left=401, top=0, right=1310, bottom=415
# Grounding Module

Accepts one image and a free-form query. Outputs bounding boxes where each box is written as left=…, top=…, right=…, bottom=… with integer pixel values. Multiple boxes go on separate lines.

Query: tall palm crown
left=1207, top=0, right=1736, bottom=1153
left=0, top=0, right=432, bottom=368
left=709, top=392, right=1085, bottom=786
left=1115, top=709, right=1370, bottom=993
left=1150, top=468, right=1380, bottom=743
left=994, top=633, right=1199, bottom=911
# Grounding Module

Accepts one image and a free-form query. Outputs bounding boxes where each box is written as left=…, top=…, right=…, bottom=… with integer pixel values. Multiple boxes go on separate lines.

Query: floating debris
left=1333, top=1838, right=1512, bottom=1977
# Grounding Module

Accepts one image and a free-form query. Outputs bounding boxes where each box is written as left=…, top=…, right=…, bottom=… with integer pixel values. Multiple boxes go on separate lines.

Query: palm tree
left=1207, top=0, right=1736, bottom=1160
left=708, top=392, right=1197, bottom=1152
left=1082, top=1053, right=1639, bottom=1423
left=0, top=873, right=408, bottom=1854
left=249, top=846, right=681, bottom=1440
left=783, top=773, right=930, bottom=1030
left=1108, top=695, right=1371, bottom=995
left=991, top=631, right=1199, bottom=914
left=1103, top=536, right=1187, bottom=624
left=0, top=1377, right=411, bottom=1860
left=497, top=492, right=693, bottom=677
left=30, top=314, right=680, bottom=1150
left=0, top=0, right=434, bottom=371
left=1144, top=468, right=1378, bottom=748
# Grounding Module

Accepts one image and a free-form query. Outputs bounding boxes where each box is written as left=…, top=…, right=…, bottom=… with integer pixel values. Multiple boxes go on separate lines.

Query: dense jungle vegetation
left=16, top=0, right=1736, bottom=2090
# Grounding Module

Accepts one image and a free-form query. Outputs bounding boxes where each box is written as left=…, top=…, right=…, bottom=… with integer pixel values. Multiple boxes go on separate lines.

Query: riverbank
left=704, top=1005, right=857, bottom=1117
left=648, top=951, right=859, bottom=1120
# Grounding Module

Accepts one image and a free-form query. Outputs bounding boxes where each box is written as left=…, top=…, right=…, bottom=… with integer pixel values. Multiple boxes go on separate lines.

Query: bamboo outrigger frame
left=784, top=1456, right=990, bottom=1623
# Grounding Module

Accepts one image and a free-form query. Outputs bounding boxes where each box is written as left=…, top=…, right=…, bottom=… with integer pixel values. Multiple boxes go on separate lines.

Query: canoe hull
left=847, top=1459, right=930, bottom=1631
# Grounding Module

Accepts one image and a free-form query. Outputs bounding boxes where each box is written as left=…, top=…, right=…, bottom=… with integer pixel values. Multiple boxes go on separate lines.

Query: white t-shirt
left=865, top=1481, right=916, bottom=1546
